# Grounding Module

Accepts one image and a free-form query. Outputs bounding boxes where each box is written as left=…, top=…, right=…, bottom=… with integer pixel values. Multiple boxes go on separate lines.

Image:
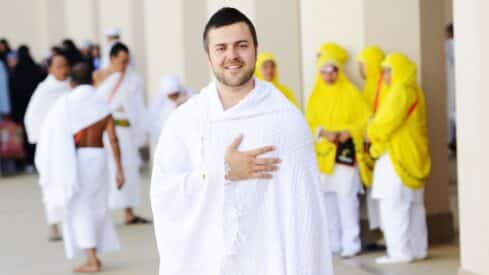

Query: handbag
left=0, top=119, right=26, bottom=159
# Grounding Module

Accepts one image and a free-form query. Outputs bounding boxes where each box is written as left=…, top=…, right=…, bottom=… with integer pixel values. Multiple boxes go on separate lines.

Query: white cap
left=160, top=74, right=183, bottom=96
left=105, top=27, right=120, bottom=37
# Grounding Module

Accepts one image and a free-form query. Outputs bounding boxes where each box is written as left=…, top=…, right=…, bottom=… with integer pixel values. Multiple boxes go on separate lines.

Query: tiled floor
left=0, top=171, right=460, bottom=275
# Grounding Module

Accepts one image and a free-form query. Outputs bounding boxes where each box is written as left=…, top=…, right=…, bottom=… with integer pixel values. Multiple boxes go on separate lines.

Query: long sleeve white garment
left=97, top=70, right=147, bottom=209
left=24, top=75, right=70, bottom=144
left=35, top=85, right=111, bottom=220
left=151, top=79, right=333, bottom=275
left=97, top=70, right=148, bottom=147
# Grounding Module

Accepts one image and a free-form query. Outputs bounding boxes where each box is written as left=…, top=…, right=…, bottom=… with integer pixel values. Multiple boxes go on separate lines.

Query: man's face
left=261, top=60, right=276, bottom=82
left=206, top=22, right=256, bottom=88
left=0, top=44, right=6, bottom=52
left=49, top=55, right=69, bottom=81
left=110, top=51, right=129, bottom=72
left=359, top=62, right=366, bottom=80
left=7, top=57, right=17, bottom=70
left=382, top=68, right=392, bottom=85
left=320, top=66, right=339, bottom=85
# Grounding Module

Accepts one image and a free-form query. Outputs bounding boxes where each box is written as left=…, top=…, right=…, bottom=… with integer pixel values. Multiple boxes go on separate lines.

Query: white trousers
left=63, top=148, right=120, bottom=259
left=44, top=202, right=62, bottom=225
left=107, top=127, right=141, bottom=209
left=378, top=198, right=428, bottom=260
left=323, top=192, right=361, bottom=255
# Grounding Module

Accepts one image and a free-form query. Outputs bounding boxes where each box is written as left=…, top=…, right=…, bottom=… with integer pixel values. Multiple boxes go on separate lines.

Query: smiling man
left=150, top=7, right=333, bottom=275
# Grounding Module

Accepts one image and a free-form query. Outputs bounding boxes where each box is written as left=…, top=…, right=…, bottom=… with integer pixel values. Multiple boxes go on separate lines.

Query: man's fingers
left=253, top=165, right=279, bottom=173
left=254, top=158, right=281, bottom=165
left=247, top=146, right=275, bottom=157
left=228, top=134, right=244, bottom=150
left=251, top=173, right=273, bottom=179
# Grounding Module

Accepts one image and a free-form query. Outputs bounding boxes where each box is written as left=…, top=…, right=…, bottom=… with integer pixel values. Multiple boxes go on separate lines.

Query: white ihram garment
left=25, top=75, right=70, bottom=224
left=151, top=79, right=333, bottom=275
left=97, top=70, right=147, bottom=209
left=35, top=85, right=119, bottom=259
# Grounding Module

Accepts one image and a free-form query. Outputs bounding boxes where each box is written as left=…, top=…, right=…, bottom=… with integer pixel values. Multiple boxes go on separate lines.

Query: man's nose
left=226, top=46, right=239, bottom=60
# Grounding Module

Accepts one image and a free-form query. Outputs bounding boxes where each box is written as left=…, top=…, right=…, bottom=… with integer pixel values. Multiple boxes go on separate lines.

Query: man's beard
left=213, top=64, right=255, bottom=88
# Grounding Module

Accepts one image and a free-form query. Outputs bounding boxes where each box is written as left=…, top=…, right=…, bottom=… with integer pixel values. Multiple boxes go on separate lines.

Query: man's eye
left=239, top=44, right=248, bottom=48
left=216, top=47, right=225, bottom=52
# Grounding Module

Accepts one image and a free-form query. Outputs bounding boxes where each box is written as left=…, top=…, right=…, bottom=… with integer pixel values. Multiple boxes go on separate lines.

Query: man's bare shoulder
left=93, top=69, right=112, bottom=87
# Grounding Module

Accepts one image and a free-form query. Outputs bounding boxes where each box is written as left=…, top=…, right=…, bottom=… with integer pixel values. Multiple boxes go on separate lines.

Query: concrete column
left=65, top=0, right=99, bottom=45
left=300, top=0, right=454, bottom=244
left=207, top=0, right=303, bottom=106
left=454, top=1, right=489, bottom=274
left=144, top=0, right=208, bottom=98
left=38, top=0, right=67, bottom=55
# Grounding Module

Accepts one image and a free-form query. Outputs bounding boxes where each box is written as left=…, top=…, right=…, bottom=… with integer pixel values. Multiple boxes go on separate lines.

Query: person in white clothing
left=366, top=53, right=430, bottom=264
left=151, top=7, right=333, bottom=275
left=24, top=53, right=71, bottom=241
left=94, top=42, right=150, bottom=225
left=36, top=63, right=123, bottom=273
left=148, top=74, right=190, bottom=149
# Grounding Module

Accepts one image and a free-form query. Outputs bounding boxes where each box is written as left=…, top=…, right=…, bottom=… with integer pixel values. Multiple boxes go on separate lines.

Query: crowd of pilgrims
left=0, top=38, right=102, bottom=174
left=0, top=20, right=454, bottom=273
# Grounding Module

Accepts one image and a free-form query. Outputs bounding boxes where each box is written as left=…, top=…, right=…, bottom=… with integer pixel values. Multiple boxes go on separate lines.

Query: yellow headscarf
left=305, top=44, right=370, bottom=177
left=318, top=42, right=349, bottom=64
left=367, top=53, right=431, bottom=189
left=357, top=46, right=386, bottom=111
left=255, top=52, right=300, bottom=108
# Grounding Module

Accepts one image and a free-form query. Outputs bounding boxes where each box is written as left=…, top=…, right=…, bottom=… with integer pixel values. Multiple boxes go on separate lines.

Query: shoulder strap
left=372, top=74, right=384, bottom=113
left=107, top=72, right=125, bottom=103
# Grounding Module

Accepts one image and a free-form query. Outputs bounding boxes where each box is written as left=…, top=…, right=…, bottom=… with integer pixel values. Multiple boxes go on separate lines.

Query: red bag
left=0, top=119, right=26, bottom=159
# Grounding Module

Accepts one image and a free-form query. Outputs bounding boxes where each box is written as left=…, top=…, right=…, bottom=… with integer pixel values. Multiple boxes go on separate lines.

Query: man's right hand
left=116, top=171, right=125, bottom=190
left=224, top=134, right=281, bottom=181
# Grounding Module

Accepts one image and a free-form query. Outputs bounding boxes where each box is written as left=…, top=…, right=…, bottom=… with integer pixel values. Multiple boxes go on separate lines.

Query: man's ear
left=205, top=51, right=212, bottom=67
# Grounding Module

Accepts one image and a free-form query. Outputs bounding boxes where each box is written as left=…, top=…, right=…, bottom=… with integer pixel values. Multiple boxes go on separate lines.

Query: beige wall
left=97, top=0, right=146, bottom=78
left=255, top=0, right=303, bottom=105
left=182, top=0, right=209, bottom=91
left=419, top=0, right=450, bottom=216
left=0, top=0, right=48, bottom=60
left=455, top=0, right=489, bottom=274
left=65, top=0, right=99, bottom=45
left=300, top=0, right=365, bottom=101
left=363, top=0, right=422, bottom=76
left=144, top=0, right=208, bottom=98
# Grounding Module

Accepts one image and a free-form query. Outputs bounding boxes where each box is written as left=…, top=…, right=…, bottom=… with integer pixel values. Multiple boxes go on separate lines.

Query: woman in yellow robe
left=255, top=52, right=300, bottom=108
left=367, top=53, right=430, bottom=264
left=305, top=43, right=370, bottom=257
left=356, top=46, right=386, bottom=230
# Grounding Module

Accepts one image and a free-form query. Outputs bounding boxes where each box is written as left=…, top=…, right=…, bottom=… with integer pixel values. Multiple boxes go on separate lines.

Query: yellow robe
left=357, top=46, right=386, bottom=111
left=367, top=53, right=431, bottom=189
left=255, top=52, right=300, bottom=108
left=356, top=46, right=385, bottom=186
left=306, top=50, right=370, bottom=177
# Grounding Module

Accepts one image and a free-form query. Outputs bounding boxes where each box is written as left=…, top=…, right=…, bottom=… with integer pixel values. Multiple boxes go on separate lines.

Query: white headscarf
left=148, top=74, right=185, bottom=144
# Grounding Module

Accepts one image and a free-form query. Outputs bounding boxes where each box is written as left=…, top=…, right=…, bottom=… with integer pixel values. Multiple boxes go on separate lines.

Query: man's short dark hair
left=70, top=63, right=92, bottom=85
left=202, top=7, right=258, bottom=52
left=110, top=42, right=129, bottom=58
left=47, top=52, right=67, bottom=67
